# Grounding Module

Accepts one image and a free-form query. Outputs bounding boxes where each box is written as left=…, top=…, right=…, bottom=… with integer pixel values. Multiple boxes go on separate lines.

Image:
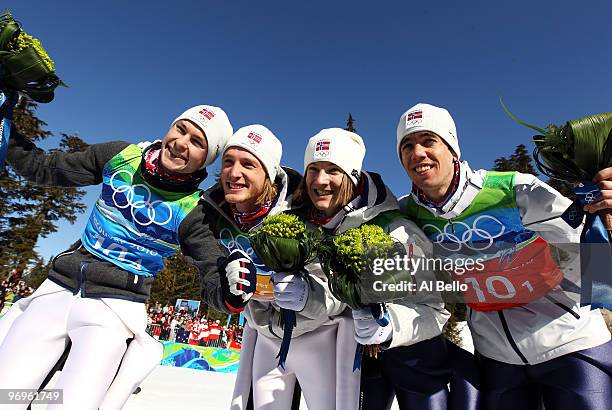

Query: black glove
left=219, top=249, right=257, bottom=311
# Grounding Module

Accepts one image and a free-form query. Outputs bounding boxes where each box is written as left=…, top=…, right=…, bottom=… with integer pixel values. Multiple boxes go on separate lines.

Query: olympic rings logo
left=422, top=215, right=506, bottom=252
left=219, top=228, right=268, bottom=269
left=584, top=190, right=597, bottom=204
left=109, top=170, right=173, bottom=226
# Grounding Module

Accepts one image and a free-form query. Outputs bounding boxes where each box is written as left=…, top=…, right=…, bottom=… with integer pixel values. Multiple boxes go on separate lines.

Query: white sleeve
left=384, top=219, right=449, bottom=348
left=386, top=302, right=450, bottom=349
left=515, top=173, right=581, bottom=284
left=514, top=173, right=581, bottom=243
left=300, top=261, right=347, bottom=319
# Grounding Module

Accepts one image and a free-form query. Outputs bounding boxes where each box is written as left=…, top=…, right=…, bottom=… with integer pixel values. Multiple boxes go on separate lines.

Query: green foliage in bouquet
left=331, top=225, right=394, bottom=274
left=257, top=213, right=306, bottom=238
left=8, top=31, right=54, bottom=71
left=501, top=99, right=612, bottom=182
left=320, top=224, right=403, bottom=309
left=0, top=10, right=64, bottom=103
left=250, top=214, right=319, bottom=273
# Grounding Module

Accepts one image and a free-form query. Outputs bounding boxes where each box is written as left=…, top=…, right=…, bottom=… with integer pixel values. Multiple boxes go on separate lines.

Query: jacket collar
left=324, top=171, right=399, bottom=234
left=401, top=161, right=485, bottom=219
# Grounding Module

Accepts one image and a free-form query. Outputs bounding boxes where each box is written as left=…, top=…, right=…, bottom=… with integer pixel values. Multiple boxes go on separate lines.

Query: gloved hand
left=272, top=271, right=309, bottom=311
left=220, top=249, right=256, bottom=311
left=352, top=307, right=393, bottom=345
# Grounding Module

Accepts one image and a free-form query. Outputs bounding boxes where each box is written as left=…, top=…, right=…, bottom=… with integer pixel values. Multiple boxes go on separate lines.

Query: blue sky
left=4, top=0, right=612, bottom=261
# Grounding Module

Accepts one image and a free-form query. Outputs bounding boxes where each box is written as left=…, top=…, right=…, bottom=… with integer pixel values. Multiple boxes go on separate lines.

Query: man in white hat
left=395, top=102, right=611, bottom=409
left=0, top=105, right=258, bottom=409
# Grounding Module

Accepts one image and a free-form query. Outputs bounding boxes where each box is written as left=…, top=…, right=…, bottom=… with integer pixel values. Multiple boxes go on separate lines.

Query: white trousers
left=232, top=316, right=360, bottom=410
left=0, top=279, right=158, bottom=410
left=98, top=331, right=163, bottom=409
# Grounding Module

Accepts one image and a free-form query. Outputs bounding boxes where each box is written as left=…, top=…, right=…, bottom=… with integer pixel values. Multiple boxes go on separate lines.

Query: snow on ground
left=33, top=323, right=474, bottom=409
left=33, top=366, right=398, bottom=409
left=124, top=366, right=241, bottom=410
left=122, top=365, right=401, bottom=410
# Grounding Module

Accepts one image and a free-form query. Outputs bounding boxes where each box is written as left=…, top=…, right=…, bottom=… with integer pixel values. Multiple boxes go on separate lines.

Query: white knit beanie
left=172, top=105, right=233, bottom=168
left=396, top=103, right=460, bottom=159
left=223, top=124, right=283, bottom=181
left=304, top=128, right=366, bottom=185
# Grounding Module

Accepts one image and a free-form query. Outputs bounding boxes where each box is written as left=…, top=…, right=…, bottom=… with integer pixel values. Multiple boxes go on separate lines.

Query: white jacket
left=399, top=161, right=611, bottom=365
left=322, top=171, right=450, bottom=349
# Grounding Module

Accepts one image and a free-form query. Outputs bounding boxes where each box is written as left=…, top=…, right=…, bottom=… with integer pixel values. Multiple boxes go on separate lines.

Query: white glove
left=272, top=271, right=309, bottom=311
left=352, top=308, right=393, bottom=345
left=224, top=249, right=256, bottom=303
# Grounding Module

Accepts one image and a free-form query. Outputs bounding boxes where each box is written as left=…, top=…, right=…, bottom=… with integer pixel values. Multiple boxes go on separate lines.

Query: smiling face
left=221, top=147, right=268, bottom=212
left=160, top=119, right=208, bottom=174
left=399, top=131, right=456, bottom=202
left=305, top=161, right=351, bottom=217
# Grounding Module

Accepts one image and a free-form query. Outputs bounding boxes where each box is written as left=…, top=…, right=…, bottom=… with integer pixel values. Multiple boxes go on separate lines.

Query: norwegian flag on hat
left=247, top=132, right=262, bottom=144
left=316, top=140, right=330, bottom=151
left=405, top=110, right=423, bottom=126
left=406, top=110, right=422, bottom=121
left=198, top=108, right=215, bottom=120
left=313, top=139, right=331, bottom=159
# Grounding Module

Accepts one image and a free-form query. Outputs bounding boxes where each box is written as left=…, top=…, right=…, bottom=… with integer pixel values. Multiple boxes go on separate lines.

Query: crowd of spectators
left=1, top=271, right=34, bottom=316
left=145, top=302, right=243, bottom=350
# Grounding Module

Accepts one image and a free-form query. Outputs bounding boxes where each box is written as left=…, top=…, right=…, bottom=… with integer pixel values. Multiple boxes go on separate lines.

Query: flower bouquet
left=250, top=213, right=319, bottom=368
left=319, top=224, right=408, bottom=309
left=502, top=99, right=612, bottom=309
left=318, top=224, right=408, bottom=367
left=0, top=10, right=63, bottom=103
left=0, top=10, right=64, bottom=168
left=250, top=213, right=319, bottom=273
left=502, top=99, right=612, bottom=228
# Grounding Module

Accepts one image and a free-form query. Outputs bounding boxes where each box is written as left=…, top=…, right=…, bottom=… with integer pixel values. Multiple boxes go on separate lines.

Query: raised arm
left=7, top=127, right=128, bottom=186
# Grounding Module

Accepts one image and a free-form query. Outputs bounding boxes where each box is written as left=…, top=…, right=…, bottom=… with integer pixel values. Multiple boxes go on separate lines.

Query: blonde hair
left=256, top=178, right=279, bottom=205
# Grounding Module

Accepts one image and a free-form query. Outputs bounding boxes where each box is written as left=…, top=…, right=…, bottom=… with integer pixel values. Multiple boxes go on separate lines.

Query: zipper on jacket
left=545, top=295, right=580, bottom=320
left=52, top=242, right=83, bottom=268
left=497, top=311, right=529, bottom=364
left=79, top=262, right=88, bottom=297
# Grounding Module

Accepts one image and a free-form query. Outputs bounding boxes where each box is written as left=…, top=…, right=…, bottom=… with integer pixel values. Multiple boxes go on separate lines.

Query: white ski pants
left=0, top=279, right=158, bottom=410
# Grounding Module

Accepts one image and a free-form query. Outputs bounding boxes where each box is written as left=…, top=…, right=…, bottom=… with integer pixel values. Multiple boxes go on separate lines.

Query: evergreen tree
left=150, top=252, right=201, bottom=305
left=493, top=144, right=538, bottom=175
left=23, top=257, right=52, bottom=289
left=149, top=252, right=229, bottom=319
left=493, top=143, right=576, bottom=200
left=345, top=113, right=356, bottom=132
left=202, top=304, right=231, bottom=322
left=0, top=98, right=87, bottom=274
